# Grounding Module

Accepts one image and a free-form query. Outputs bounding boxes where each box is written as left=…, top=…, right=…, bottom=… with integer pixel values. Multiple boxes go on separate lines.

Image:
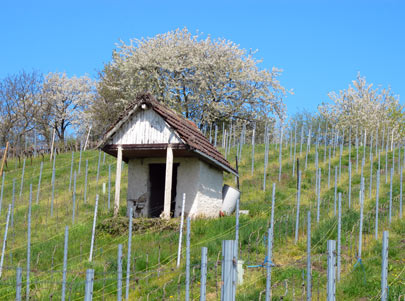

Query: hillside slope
left=0, top=141, right=403, bottom=300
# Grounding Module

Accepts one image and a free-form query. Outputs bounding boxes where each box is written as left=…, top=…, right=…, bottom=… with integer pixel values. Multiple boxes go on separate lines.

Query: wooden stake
left=50, top=128, right=56, bottom=162
left=0, top=142, right=9, bottom=177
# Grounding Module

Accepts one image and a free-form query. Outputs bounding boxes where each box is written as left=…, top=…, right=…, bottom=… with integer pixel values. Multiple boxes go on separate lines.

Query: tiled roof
left=100, top=93, right=237, bottom=175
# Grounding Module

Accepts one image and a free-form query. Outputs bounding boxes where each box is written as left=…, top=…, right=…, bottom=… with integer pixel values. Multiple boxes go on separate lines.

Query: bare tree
left=0, top=70, right=41, bottom=147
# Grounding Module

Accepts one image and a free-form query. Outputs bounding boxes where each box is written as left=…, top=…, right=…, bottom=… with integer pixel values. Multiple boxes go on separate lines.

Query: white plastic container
left=221, top=185, right=240, bottom=215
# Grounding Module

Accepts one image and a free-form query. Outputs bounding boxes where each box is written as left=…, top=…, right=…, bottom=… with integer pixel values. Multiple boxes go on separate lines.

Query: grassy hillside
left=0, top=141, right=404, bottom=300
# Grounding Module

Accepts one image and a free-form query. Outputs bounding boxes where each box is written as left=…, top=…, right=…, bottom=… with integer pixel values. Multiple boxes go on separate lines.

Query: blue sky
left=1, top=0, right=404, bottom=116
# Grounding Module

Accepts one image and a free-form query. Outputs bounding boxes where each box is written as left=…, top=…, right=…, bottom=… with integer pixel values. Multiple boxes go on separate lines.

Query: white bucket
left=221, top=185, right=240, bottom=215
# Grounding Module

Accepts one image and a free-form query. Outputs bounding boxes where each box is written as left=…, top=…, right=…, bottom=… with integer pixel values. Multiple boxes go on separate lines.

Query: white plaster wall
left=195, top=161, right=223, bottom=218
left=126, top=159, right=149, bottom=217
left=126, top=157, right=223, bottom=218
left=173, top=158, right=201, bottom=218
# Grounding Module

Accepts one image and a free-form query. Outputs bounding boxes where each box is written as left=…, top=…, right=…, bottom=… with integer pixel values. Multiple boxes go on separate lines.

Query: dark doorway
left=148, top=163, right=179, bottom=217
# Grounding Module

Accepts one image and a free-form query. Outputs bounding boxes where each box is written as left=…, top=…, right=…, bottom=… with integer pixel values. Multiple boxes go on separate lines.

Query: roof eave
left=193, top=149, right=239, bottom=177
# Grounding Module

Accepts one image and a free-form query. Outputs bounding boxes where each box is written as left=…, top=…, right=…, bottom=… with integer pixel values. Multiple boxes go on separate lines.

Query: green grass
left=0, top=142, right=403, bottom=300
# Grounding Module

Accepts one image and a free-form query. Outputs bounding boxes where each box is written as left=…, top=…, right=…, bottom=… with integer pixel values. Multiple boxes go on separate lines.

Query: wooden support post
left=163, top=146, right=173, bottom=219
left=114, top=146, right=123, bottom=217
left=84, top=125, right=92, bottom=151
left=50, top=128, right=56, bottom=162
left=0, top=142, right=9, bottom=177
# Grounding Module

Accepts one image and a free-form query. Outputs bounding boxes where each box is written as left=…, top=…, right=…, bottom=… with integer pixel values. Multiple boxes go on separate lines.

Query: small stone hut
left=98, top=93, right=238, bottom=218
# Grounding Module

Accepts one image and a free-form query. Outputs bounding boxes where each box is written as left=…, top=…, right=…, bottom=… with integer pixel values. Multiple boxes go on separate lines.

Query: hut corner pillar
left=162, top=145, right=173, bottom=219
left=114, top=146, right=123, bottom=216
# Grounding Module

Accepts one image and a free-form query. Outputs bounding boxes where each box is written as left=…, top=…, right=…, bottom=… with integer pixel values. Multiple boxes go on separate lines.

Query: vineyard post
left=265, top=228, right=272, bottom=301
left=0, top=172, right=4, bottom=214
left=89, top=195, right=99, bottom=262
left=26, top=184, right=32, bottom=301
left=356, top=132, right=359, bottom=173
left=265, top=183, right=276, bottom=301
left=108, top=164, right=111, bottom=210
left=370, top=133, right=374, bottom=166
left=177, top=193, right=186, bottom=268
left=338, top=142, right=342, bottom=181
left=69, top=152, right=74, bottom=191
left=84, top=269, right=94, bottom=301
left=305, top=129, right=311, bottom=170
left=270, top=183, right=276, bottom=237
left=315, top=152, right=318, bottom=195
left=363, top=130, right=367, bottom=163
left=72, top=171, right=77, bottom=223
left=292, top=123, right=297, bottom=176
left=224, top=130, right=228, bottom=159
left=125, top=207, right=133, bottom=300
left=61, top=226, right=69, bottom=301
left=78, top=143, right=82, bottom=175
left=374, top=128, right=378, bottom=157
left=348, top=161, right=352, bottom=209
left=289, top=125, right=293, bottom=162
left=337, top=193, right=342, bottom=282
left=221, top=240, right=236, bottom=301
left=185, top=217, right=191, bottom=301
left=278, top=126, right=283, bottom=181
left=263, top=124, right=269, bottom=191
left=306, top=211, right=311, bottom=301
left=328, top=148, right=331, bottom=188
left=16, top=267, right=22, bottom=301
left=316, top=168, right=321, bottom=223
left=117, top=244, right=123, bottom=301
left=375, top=172, right=380, bottom=239
left=19, top=158, right=25, bottom=199
left=84, top=160, right=88, bottom=203
left=295, top=170, right=302, bottom=244
left=388, top=167, right=393, bottom=224
left=327, top=240, right=336, bottom=301
left=324, top=126, right=327, bottom=163
left=348, top=127, right=352, bottom=162
left=385, top=141, right=388, bottom=183
left=0, top=204, right=11, bottom=278
left=36, top=162, right=43, bottom=204
left=51, top=154, right=56, bottom=216
left=369, top=151, right=373, bottom=199
left=334, top=166, right=337, bottom=216
left=251, top=122, right=256, bottom=176
left=200, top=247, right=208, bottom=301
left=11, top=179, right=15, bottom=227
left=381, top=231, right=389, bottom=301
left=400, top=165, right=403, bottom=218
left=358, top=178, right=364, bottom=260
left=96, top=150, right=101, bottom=184
left=300, top=126, right=304, bottom=157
